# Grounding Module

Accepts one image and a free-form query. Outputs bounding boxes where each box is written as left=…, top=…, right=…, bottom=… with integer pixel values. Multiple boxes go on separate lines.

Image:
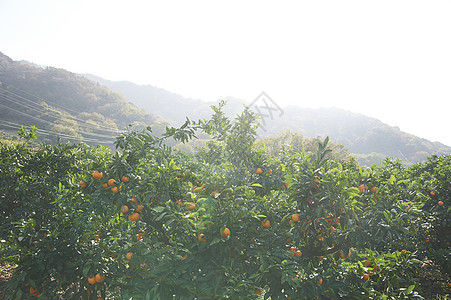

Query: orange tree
left=73, top=104, right=422, bottom=299
left=0, top=138, right=113, bottom=299
left=407, top=155, right=451, bottom=275
left=3, top=103, right=435, bottom=299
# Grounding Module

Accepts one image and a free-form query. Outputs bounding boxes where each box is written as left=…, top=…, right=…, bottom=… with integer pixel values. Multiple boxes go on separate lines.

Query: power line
left=0, top=103, right=118, bottom=144
left=0, top=94, right=123, bottom=140
left=0, top=120, right=115, bottom=144
left=0, top=86, right=125, bottom=134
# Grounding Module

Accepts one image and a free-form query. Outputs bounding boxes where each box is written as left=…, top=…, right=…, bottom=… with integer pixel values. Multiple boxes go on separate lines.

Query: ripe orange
left=79, top=181, right=87, bottom=188
left=136, top=204, right=144, bottom=212
left=430, top=191, right=436, bottom=196
left=176, top=200, right=183, bottom=207
left=256, top=168, right=263, bottom=174
left=30, top=287, right=36, bottom=294
left=131, top=196, right=138, bottom=203
left=268, top=169, right=272, bottom=174
left=128, top=213, right=140, bottom=222
left=373, top=264, right=380, bottom=271
left=362, top=274, right=370, bottom=281
left=108, top=178, right=116, bottom=186
left=198, top=234, right=207, bottom=242
left=312, top=178, right=321, bottom=188
left=120, top=205, right=129, bottom=213
left=294, top=250, right=302, bottom=257
left=365, top=260, right=371, bottom=266
left=101, top=183, right=108, bottom=188
left=126, top=252, right=133, bottom=259
left=92, top=171, right=103, bottom=180
left=111, top=186, right=119, bottom=194
left=95, top=273, right=105, bottom=283
left=330, top=226, right=335, bottom=233
left=262, top=220, right=271, bottom=228
left=181, top=254, right=188, bottom=260
left=121, top=175, right=130, bottom=182
left=359, top=184, right=366, bottom=193
left=447, top=282, right=451, bottom=287
left=194, top=187, right=203, bottom=193
left=438, top=201, right=444, bottom=205
left=222, top=227, right=231, bottom=237
left=254, top=288, right=262, bottom=295
left=317, top=278, right=323, bottom=285
left=340, top=251, right=346, bottom=259
left=187, top=202, right=196, bottom=210
left=88, top=276, right=96, bottom=285
left=292, top=214, right=300, bottom=222
left=370, top=186, right=377, bottom=192
left=406, top=204, right=410, bottom=211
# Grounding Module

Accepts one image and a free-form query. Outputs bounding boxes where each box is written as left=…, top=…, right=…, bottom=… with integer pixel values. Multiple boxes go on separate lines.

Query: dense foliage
left=0, top=104, right=450, bottom=299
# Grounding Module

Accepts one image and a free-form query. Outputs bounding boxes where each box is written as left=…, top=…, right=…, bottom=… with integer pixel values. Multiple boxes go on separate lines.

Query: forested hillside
left=0, top=52, right=156, bottom=146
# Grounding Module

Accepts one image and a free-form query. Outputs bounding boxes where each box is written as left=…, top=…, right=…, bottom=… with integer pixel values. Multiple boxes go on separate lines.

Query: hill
left=0, top=52, right=156, bottom=146
left=259, top=106, right=451, bottom=165
left=1, top=51, right=449, bottom=165
left=85, top=75, right=451, bottom=166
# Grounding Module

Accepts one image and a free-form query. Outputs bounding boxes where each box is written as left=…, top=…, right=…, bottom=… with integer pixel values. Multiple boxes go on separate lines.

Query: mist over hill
left=83, top=74, right=247, bottom=126
left=85, top=74, right=451, bottom=166
left=1, top=51, right=449, bottom=165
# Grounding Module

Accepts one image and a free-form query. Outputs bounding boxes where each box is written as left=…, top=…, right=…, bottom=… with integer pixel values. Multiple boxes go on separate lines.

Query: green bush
left=1, top=104, right=449, bottom=299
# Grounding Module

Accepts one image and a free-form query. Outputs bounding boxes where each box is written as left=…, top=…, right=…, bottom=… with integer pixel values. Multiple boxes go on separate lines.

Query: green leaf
left=210, top=238, right=221, bottom=246
left=384, top=210, right=391, bottom=223
left=389, top=175, right=396, bottom=185
left=82, top=263, right=91, bottom=277
left=406, top=284, right=415, bottom=294
left=152, top=206, right=165, bottom=213
left=16, top=289, right=23, bottom=300
left=155, top=212, right=167, bottom=221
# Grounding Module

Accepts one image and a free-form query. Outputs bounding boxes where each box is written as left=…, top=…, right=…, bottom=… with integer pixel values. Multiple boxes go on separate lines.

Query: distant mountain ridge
left=85, top=74, right=451, bottom=166
left=83, top=74, right=247, bottom=126
left=1, top=51, right=449, bottom=165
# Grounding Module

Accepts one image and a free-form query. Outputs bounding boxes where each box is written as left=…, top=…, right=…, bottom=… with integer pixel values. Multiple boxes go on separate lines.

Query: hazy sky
left=1, top=0, right=450, bottom=146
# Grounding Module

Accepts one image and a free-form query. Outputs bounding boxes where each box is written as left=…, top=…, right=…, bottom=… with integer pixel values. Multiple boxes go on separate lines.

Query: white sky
left=1, top=0, right=450, bottom=146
